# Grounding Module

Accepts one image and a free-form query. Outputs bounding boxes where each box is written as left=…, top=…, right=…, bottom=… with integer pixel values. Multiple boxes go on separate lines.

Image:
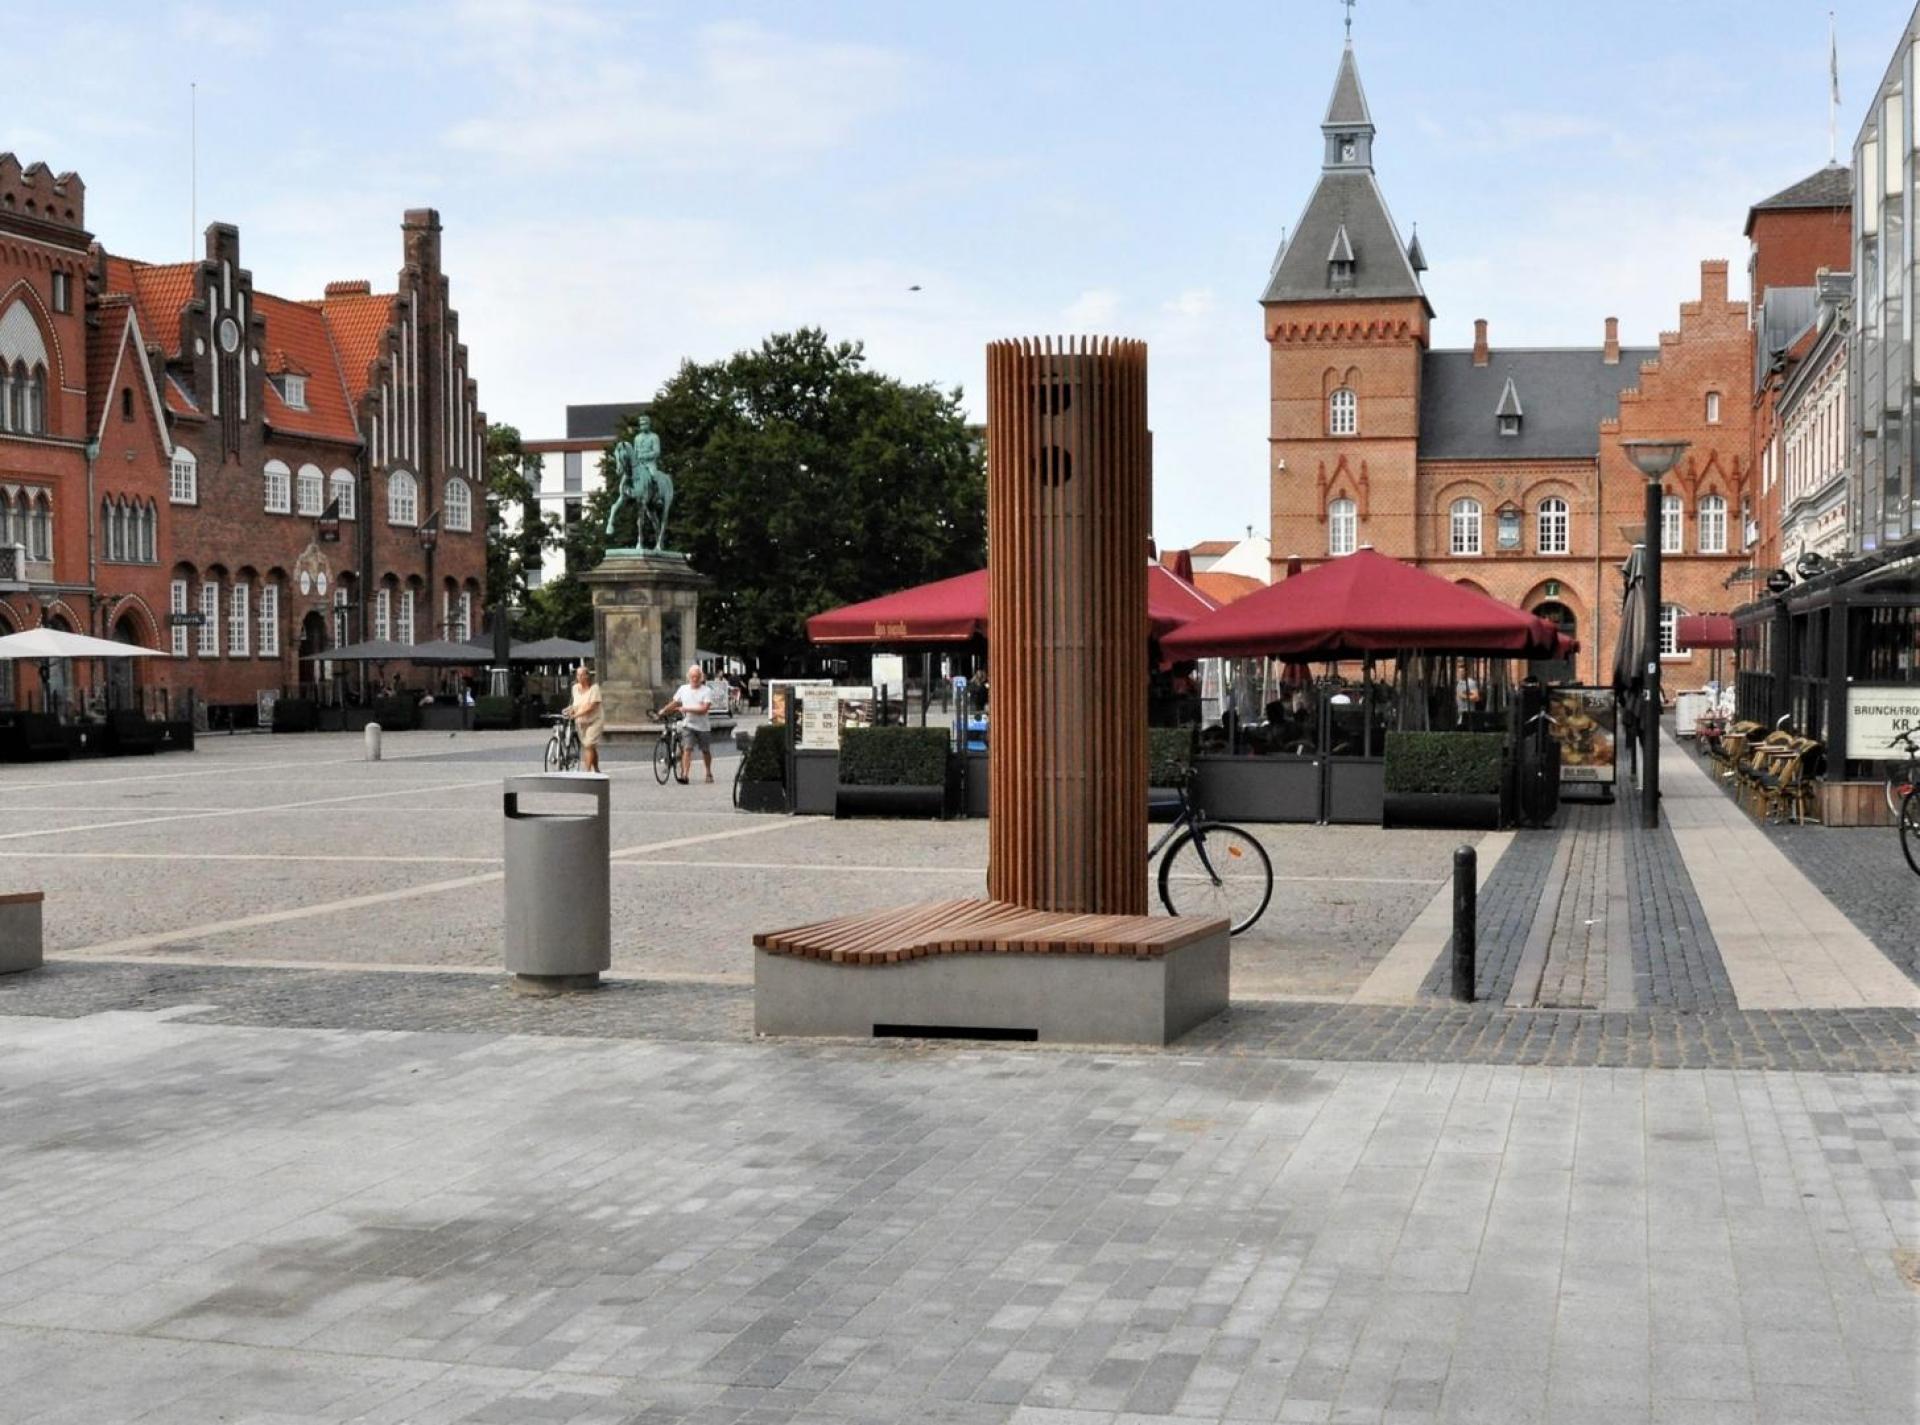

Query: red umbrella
left=808, top=565, right=1215, bottom=646
left=1160, top=548, right=1561, bottom=660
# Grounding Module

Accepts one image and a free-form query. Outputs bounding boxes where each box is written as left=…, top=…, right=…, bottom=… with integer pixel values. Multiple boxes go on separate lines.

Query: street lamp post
left=1620, top=439, right=1689, bottom=829
left=418, top=511, right=441, bottom=639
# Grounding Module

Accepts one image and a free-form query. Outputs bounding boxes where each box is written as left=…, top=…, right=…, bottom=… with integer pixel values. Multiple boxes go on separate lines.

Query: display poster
left=1547, top=687, right=1617, bottom=784
left=1846, top=685, right=1920, bottom=760
left=871, top=654, right=905, bottom=699
left=256, top=689, right=279, bottom=731
left=767, top=679, right=831, bottom=728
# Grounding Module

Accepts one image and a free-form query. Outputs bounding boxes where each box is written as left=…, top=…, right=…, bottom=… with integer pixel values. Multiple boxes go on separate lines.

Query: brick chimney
left=1472, top=318, right=1489, bottom=367
left=1701, top=258, right=1729, bottom=304
left=324, top=280, right=372, bottom=297
left=1603, top=316, right=1620, bottom=365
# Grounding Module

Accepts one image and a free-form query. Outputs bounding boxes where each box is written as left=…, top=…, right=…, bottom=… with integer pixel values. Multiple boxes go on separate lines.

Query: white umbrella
left=0, top=627, right=164, bottom=660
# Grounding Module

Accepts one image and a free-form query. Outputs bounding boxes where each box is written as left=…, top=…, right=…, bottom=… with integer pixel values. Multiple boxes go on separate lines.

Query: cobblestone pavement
left=5, top=960, right=1914, bottom=1073
left=1760, top=824, right=1920, bottom=987
left=1, top=1012, right=1915, bottom=1425
left=0, top=731, right=1464, bottom=1000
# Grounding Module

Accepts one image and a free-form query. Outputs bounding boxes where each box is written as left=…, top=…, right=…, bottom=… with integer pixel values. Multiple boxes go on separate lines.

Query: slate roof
left=1323, top=46, right=1372, bottom=127
left=1419, top=347, right=1657, bottom=460
left=567, top=402, right=651, bottom=440
left=1262, top=170, right=1427, bottom=305
left=1745, top=162, right=1851, bottom=233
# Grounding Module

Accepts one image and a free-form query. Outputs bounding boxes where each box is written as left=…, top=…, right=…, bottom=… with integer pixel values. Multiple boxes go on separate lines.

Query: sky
left=9, top=0, right=1913, bottom=547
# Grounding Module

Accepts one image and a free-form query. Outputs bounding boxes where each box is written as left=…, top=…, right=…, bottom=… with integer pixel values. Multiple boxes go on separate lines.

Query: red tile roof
left=1193, top=571, right=1266, bottom=606
left=252, top=290, right=360, bottom=444
left=1189, top=540, right=1238, bottom=557
left=86, top=298, right=132, bottom=438
left=313, top=289, right=396, bottom=405
left=100, top=256, right=197, bottom=358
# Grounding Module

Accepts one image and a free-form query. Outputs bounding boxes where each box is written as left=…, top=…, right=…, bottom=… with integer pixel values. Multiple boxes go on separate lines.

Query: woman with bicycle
left=561, top=664, right=604, bottom=772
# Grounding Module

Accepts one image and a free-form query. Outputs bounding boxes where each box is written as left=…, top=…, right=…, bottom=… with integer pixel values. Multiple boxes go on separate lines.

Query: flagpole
left=1829, top=11, right=1839, bottom=165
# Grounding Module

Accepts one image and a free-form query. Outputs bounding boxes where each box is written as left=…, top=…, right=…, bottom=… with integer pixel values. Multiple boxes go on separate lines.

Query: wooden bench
left=0, top=891, right=45, bottom=974
left=753, top=898, right=1229, bottom=1045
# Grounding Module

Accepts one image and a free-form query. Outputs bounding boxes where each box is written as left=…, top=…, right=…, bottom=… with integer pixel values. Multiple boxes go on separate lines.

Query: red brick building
left=0, top=151, right=488, bottom=719
left=1264, top=45, right=1752, bottom=690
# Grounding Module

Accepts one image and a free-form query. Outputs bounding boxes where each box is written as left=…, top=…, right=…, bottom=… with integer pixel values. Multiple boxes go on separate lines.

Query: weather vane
left=1342, top=0, right=1355, bottom=41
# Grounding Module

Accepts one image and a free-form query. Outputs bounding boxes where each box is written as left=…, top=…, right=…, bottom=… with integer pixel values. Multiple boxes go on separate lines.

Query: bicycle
left=541, top=714, right=580, bottom=772
left=1881, top=727, right=1920, bottom=819
left=1901, top=784, right=1920, bottom=877
left=653, top=713, right=689, bottom=785
left=1151, top=774, right=1274, bottom=935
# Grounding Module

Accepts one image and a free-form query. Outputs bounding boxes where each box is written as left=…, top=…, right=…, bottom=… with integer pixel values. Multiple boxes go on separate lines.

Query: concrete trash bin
left=503, top=773, right=611, bottom=994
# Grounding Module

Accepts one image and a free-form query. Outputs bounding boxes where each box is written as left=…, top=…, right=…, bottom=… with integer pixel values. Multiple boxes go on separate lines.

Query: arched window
left=1328, top=497, right=1357, bottom=556
left=444, top=477, right=472, bottom=533
left=1705, top=391, right=1721, bottom=424
left=330, top=469, right=356, bottom=520
left=374, top=583, right=394, bottom=641
left=29, top=364, right=46, bottom=434
left=1698, top=494, right=1727, bottom=554
left=1659, top=603, right=1689, bottom=658
left=228, top=579, right=251, bottom=657
left=30, top=493, right=51, bottom=560
left=397, top=583, right=417, bottom=644
left=8, top=361, right=25, bottom=431
left=1449, top=497, right=1483, bottom=556
left=296, top=464, right=324, bottom=516
left=1328, top=387, right=1357, bottom=437
left=101, top=499, right=115, bottom=561
left=387, top=469, right=418, bottom=526
left=1536, top=496, right=1569, bottom=554
left=0, top=492, right=10, bottom=545
left=258, top=581, right=280, bottom=658
left=0, top=364, right=10, bottom=432
left=1660, top=494, right=1684, bottom=553
left=263, top=460, right=291, bottom=514
left=170, top=447, right=198, bottom=504
left=142, top=502, right=156, bottom=563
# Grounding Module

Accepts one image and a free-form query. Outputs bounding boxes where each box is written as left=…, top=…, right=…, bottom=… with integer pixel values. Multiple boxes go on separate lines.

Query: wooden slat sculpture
left=986, top=337, right=1149, bottom=915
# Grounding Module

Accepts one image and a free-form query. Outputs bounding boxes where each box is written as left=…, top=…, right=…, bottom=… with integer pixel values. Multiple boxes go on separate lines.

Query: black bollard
left=1451, top=844, right=1477, bottom=1003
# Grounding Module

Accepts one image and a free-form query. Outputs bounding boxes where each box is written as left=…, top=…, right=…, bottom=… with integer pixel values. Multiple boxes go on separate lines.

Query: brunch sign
left=1846, top=687, right=1920, bottom=760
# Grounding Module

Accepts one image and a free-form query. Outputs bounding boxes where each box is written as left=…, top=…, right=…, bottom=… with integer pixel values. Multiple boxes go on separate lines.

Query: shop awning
left=807, top=565, right=1216, bottom=646
left=1159, top=548, right=1562, bottom=661
left=1675, top=614, right=1735, bottom=649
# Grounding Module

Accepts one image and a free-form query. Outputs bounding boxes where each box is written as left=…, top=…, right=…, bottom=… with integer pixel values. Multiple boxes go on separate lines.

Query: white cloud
left=1061, top=289, right=1122, bottom=328
left=1163, top=288, right=1216, bottom=319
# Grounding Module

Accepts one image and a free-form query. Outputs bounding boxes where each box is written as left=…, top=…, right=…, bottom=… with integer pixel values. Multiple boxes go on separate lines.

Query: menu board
left=767, top=679, right=832, bottom=728
left=1547, top=687, right=1617, bottom=784
left=1846, top=685, right=1920, bottom=760
left=798, top=696, right=842, bottom=749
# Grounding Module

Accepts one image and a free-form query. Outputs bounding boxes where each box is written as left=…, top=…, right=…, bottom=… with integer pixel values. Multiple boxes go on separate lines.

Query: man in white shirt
left=659, top=664, right=716, bottom=783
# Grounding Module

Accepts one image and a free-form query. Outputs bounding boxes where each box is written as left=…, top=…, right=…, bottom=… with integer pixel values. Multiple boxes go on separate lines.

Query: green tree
left=481, top=422, right=554, bottom=616
left=637, top=328, right=985, bottom=670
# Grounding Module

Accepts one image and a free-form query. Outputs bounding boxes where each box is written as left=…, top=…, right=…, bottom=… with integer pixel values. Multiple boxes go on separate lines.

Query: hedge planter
left=270, top=699, right=318, bottom=733
left=737, top=779, right=788, bottom=814
left=1382, top=731, right=1506, bottom=829
left=836, top=726, right=953, bottom=819
left=834, top=783, right=944, bottom=819
left=1382, top=790, right=1503, bottom=830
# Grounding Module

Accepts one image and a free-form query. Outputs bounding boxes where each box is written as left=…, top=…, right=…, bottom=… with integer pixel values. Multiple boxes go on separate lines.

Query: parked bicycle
left=541, top=713, right=580, bottom=772
left=1881, top=726, right=1920, bottom=818
left=1151, top=774, right=1274, bottom=935
left=653, top=712, right=690, bottom=785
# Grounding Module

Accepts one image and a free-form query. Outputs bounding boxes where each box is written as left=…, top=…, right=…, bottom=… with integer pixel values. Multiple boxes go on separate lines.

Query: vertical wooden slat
left=986, top=336, right=1148, bottom=915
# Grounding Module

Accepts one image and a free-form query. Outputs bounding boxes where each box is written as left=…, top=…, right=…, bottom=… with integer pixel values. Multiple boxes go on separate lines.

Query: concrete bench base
left=0, top=892, right=45, bottom=975
left=752, top=899, right=1230, bottom=1046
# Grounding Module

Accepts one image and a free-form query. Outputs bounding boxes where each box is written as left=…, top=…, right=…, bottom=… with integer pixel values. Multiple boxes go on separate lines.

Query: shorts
left=683, top=727, right=711, bottom=753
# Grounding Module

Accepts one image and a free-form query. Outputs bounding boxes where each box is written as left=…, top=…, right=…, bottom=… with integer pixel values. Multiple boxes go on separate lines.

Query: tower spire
left=1343, top=0, right=1355, bottom=44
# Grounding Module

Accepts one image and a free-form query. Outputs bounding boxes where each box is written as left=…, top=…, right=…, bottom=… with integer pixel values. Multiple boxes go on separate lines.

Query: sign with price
left=1846, top=686, right=1920, bottom=760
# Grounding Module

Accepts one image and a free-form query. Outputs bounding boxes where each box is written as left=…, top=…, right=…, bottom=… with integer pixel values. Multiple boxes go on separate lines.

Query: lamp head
left=1620, top=438, right=1689, bottom=480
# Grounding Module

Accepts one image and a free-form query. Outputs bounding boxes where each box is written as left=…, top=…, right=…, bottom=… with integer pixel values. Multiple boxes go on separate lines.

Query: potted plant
left=835, top=726, right=952, bottom=818
left=736, top=722, right=789, bottom=814
left=1382, top=731, right=1507, bottom=828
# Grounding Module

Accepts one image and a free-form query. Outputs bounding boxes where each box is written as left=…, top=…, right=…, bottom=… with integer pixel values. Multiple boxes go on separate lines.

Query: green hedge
left=1383, top=732, right=1505, bottom=795
left=839, top=726, right=949, bottom=786
left=742, top=721, right=789, bottom=783
left=473, top=695, right=516, bottom=730
left=1149, top=726, right=1195, bottom=787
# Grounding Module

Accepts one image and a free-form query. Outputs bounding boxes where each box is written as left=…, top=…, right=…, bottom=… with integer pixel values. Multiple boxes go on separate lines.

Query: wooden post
left=985, top=337, right=1150, bottom=914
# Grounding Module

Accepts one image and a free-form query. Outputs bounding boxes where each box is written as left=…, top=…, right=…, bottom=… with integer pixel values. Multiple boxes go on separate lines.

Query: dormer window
left=1495, top=376, right=1523, bottom=437
left=1499, top=415, right=1520, bottom=437
left=281, top=375, right=308, bottom=410
left=1327, top=223, right=1355, bottom=291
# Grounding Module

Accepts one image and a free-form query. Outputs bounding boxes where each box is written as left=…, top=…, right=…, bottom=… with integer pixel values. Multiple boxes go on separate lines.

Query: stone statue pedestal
left=581, top=552, right=711, bottom=743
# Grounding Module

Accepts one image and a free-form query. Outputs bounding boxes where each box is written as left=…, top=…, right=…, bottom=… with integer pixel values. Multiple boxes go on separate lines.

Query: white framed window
left=50, top=270, right=71, bottom=314
left=445, top=477, right=472, bottom=533
left=198, top=582, right=219, bottom=656
left=264, top=460, right=291, bottom=514
left=228, top=582, right=250, bottom=657
left=458, top=590, right=473, bottom=642
left=1328, top=497, right=1357, bottom=556
left=1659, top=603, right=1689, bottom=658
left=1537, top=496, right=1569, bottom=554
left=1449, top=498, right=1483, bottom=556
left=1705, top=391, right=1721, bottom=424
left=397, top=587, right=415, bottom=645
left=141, top=502, right=155, bottom=563
left=374, top=587, right=392, bottom=641
left=1328, top=387, right=1357, bottom=437
left=258, top=582, right=280, bottom=658
left=170, top=448, right=197, bottom=504
left=170, top=579, right=188, bottom=658
left=387, top=469, right=418, bottom=526
left=330, top=469, right=355, bottom=520
left=282, top=375, right=307, bottom=410
left=333, top=585, right=350, bottom=647
left=30, top=494, right=50, bottom=559
left=1697, top=494, right=1727, bottom=554
left=296, top=464, right=324, bottom=516
left=1661, top=494, right=1684, bottom=553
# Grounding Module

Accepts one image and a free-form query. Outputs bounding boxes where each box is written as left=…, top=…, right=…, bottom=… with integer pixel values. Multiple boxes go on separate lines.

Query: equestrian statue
left=605, top=415, right=676, bottom=555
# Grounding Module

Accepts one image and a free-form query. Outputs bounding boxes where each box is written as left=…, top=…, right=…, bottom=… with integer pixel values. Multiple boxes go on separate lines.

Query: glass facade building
left=1851, top=14, right=1920, bottom=552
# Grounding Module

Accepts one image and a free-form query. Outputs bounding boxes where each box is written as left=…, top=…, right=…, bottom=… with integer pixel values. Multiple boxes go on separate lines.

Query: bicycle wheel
left=1157, top=822, right=1274, bottom=935
left=1888, top=767, right=1917, bottom=818
left=732, top=755, right=747, bottom=809
left=653, top=734, right=673, bottom=785
left=543, top=733, right=563, bottom=772
left=1901, top=789, right=1920, bottom=877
